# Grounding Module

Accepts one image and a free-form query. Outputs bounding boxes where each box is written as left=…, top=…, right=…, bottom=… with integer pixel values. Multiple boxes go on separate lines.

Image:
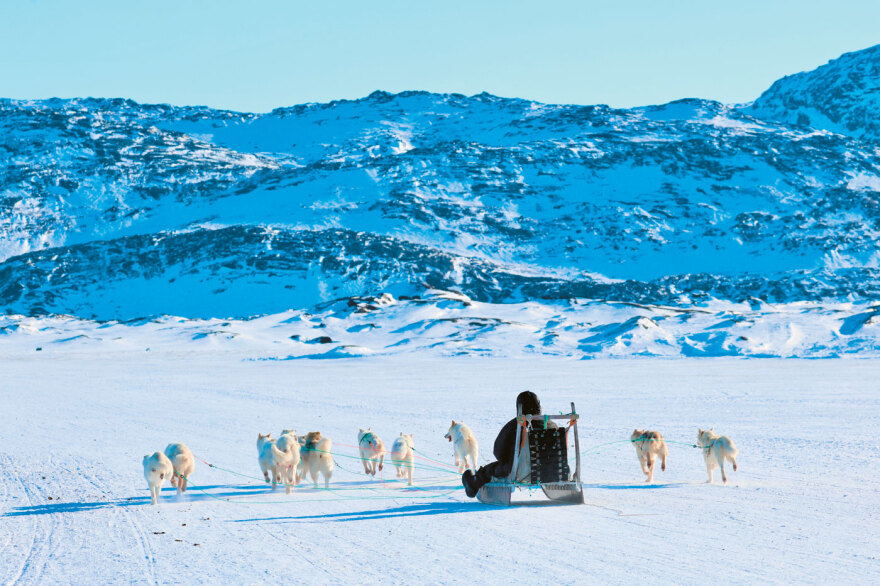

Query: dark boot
left=462, top=470, right=479, bottom=498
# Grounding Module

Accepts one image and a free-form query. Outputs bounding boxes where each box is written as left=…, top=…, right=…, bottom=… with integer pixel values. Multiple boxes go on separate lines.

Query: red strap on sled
left=519, top=417, right=529, bottom=448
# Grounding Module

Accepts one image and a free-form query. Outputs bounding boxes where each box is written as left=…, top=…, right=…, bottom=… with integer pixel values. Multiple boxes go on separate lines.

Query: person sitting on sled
left=461, top=390, right=555, bottom=497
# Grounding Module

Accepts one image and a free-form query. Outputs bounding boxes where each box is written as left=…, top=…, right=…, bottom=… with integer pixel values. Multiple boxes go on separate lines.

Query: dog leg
left=731, top=456, right=738, bottom=472
left=150, top=485, right=157, bottom=505
left=378, top=454, right=384, bottom=472
left=638, top=454, right=648, bottom=476
left=407, top=459, right=413, bottom=486
left=705, top=458, right=713, bottom=483
left=171, top=473, right=178, bottom=488
left=661, top=451, right=667, bottom=472
left=715, top=451, right=727, bottom=483
left=646, top=456, right=654, bottom=483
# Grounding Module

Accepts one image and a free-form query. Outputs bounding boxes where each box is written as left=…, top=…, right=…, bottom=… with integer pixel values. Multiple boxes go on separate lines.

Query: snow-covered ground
left=2, top=353, right=877, bottom=583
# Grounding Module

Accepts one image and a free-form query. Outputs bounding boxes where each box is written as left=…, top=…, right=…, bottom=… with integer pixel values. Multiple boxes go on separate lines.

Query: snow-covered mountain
left=749, top=44, right=880, bottom=141
left=1, top=45, right=879, bottom=355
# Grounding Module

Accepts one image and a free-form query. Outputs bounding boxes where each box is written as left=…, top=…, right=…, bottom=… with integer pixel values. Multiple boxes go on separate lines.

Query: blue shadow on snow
left=232, top=500, right=496, bottom=523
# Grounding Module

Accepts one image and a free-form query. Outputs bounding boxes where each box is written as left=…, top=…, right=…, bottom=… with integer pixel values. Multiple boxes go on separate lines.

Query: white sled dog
left=445, top=421, right=479, bottom=473
left=697, top=428, right=739, bottom=483
left=630, top=430, right=667, bottom=483
left=164, top=442, right=195, bottom=493
left=257, top=433, right=281, bottom=489
left=143, top=451, right=173, bottom=505
left=301, top=431, right=334, bottom=488
left=296, top=434, right=311, bottom=483
left=273, top=429, right=301, bottom=494
left=357, top=428, right=385, bottom=476
left=390, top=433, right=416, bottom=486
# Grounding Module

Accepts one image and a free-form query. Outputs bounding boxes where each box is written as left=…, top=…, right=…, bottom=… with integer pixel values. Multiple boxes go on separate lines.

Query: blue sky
left=2, top=0, right=879, bottom=112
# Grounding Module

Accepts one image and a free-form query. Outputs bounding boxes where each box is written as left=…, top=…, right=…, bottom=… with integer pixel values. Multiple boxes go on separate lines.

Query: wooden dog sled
left=477, top=402, right=584, bottom=506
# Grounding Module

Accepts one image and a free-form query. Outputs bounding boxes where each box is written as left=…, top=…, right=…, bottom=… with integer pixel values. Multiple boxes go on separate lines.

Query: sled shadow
left=234, top=500, right=493, bottom=523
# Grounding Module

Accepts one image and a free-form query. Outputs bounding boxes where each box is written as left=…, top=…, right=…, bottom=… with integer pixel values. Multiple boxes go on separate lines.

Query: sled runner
left=477, top=402, right=584, bottom=506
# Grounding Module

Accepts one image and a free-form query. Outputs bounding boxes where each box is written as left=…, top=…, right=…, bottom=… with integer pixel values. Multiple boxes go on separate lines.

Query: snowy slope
left=1, top=355, right=877, bottom=583
left=2, top=290, right=880, bottom=359
left=749, top=44, right=880, bottom=141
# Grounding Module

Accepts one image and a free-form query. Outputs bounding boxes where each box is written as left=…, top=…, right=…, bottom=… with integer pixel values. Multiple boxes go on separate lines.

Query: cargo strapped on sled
left=477, top=402, right=584, bottom=506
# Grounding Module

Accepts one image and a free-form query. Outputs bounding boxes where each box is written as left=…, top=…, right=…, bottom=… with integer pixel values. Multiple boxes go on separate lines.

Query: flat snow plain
left=1, top=354, right=878, bottom=584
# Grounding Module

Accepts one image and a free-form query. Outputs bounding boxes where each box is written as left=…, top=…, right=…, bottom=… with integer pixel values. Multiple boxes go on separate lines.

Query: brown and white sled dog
left=143, top=451, right=173, bottom=505
left=444, top=421, right=479, bottom=473
left=697, top=428, right=739, bottom=483
left=300, top=431, right=334, bottom=488
left=257, top=433, right=281, bottom=489
left=273, top=429, right=301, bottom=493
left=630, top=430, right=667, bottom=483
left=357, top=428, right=385, bottom=476
left=390, top=433, right=415, bottom=486
left=164, top=442, right=195, bottom=493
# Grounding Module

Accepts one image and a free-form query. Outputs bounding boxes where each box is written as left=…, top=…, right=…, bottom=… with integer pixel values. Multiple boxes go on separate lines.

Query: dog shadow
left=585, top=482, right=691, bottom=490
left=3, top=500, right=121, bottom=516
left=1, top=484, right=282, bottom=517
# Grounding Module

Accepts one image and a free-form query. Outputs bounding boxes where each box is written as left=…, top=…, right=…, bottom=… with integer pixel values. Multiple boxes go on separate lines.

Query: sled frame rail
left=477, top=402, right=584, bottom=506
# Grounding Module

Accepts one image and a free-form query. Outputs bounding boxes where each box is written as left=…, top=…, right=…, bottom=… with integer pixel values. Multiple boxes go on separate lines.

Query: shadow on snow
left=231, top=500, right=494, bottom=523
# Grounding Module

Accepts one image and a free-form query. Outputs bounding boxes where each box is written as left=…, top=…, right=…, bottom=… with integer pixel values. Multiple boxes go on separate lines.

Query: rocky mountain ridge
left=1, top=45, right=879, bottom=324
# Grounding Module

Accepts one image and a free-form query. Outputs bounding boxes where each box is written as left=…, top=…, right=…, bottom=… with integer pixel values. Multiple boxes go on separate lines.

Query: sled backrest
left=509, top=402, right=580, bottom=486
left=527, top=427, right=570, bottom=484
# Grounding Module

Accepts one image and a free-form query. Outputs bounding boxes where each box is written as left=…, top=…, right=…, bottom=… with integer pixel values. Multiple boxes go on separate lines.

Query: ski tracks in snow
left=0, top=453, right=158, bottom=585
left=0, top=453, right=56, bottom=586
left=74, top=462, right=158, bottom=586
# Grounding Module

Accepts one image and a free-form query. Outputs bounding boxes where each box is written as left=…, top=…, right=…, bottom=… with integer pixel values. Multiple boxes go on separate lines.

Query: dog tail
left=724, top=437, right=738, bottom=460
left=317, top=438, right=333, bottom=460
left=272, top=443, right=291, bottom=460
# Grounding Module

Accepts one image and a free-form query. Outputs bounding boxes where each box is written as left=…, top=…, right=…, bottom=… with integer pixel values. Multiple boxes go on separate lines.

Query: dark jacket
left=492, top=416, right=558, bottom=472
left=474, top=390, right=555, bottom=485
